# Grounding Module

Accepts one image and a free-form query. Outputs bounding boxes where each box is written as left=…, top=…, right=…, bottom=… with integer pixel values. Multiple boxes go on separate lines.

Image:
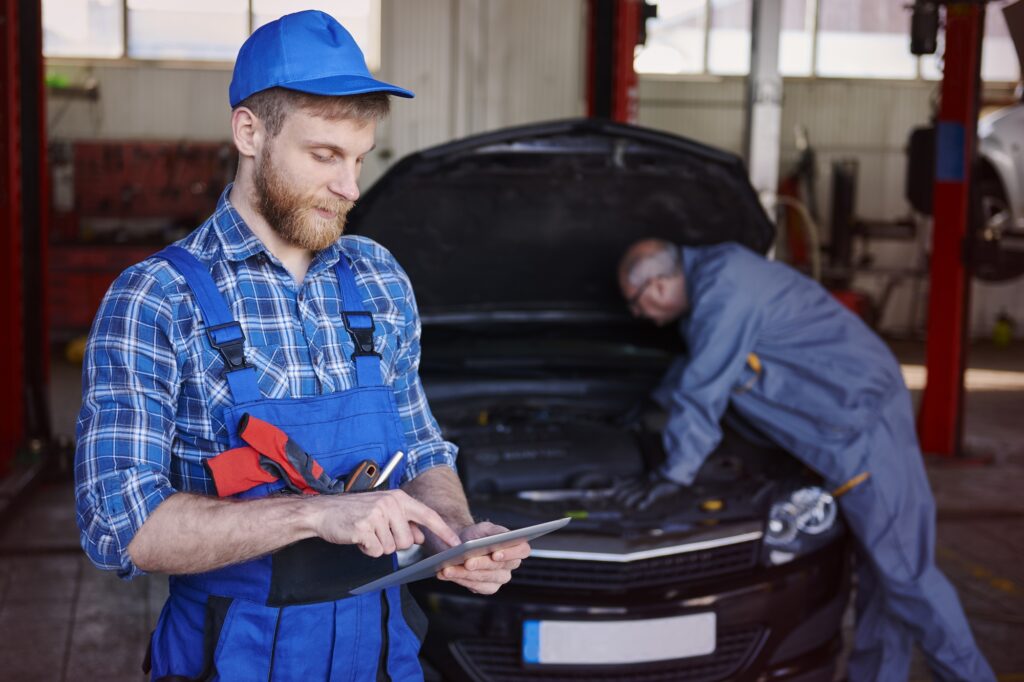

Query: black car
left=349, top=119, right=851, bottom=682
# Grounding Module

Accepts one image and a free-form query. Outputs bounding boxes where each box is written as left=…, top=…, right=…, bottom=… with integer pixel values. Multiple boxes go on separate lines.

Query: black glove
left=610, top=470, right=684, bottom=511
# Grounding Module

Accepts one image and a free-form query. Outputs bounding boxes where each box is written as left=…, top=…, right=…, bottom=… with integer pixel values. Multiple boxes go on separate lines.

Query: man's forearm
left=125, top=486, right=461, bottom=576
left=126, top=492, right=316, bottom=575
left=402, top=466, right=474, bottom=531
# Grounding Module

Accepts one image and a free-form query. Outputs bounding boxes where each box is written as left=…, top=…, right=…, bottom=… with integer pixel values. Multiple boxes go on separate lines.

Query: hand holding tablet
left=350, top=517, right=571, bottom=594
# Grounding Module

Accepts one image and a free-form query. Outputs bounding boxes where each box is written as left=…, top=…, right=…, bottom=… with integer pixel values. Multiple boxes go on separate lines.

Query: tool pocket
left=195, top=596, right=234, bottom=681
left=732, top=364, right=760, bottom=394
left=732, top=353, right=763, bottom=395
left=208, top=598, right=281, bottom=680
left=267, top=442, right=392, bottom=606
left=314, top=442, right=385, bottom=481
left=148, top=595, right=236, bottom=682
left=269, top=539, right=395, bottom=606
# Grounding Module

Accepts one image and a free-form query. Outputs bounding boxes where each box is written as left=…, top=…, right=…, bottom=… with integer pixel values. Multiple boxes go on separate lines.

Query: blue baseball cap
left=229, top=10, right=414, bottom=107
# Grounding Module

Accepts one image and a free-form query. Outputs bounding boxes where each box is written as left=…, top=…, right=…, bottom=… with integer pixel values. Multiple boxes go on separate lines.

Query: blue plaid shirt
left=75, top=186, right=458, bottom=579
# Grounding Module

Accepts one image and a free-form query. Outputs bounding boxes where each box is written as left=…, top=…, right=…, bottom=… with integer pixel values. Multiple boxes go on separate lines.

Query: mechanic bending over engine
left=614, top=238, right=993, bottom=682
left=74, top=11, right=528, bottom=680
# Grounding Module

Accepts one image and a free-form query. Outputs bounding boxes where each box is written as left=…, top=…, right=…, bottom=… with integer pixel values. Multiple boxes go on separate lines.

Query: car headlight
left=762, top=486, right=842, bottom=566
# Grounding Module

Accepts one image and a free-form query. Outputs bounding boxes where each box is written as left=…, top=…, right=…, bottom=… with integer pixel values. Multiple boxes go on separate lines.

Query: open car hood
left=348, top=118, right=774, bottom=314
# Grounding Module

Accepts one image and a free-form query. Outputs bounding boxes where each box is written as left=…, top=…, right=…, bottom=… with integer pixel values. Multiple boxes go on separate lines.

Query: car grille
left=449, top=624, right=766, bottom=682
left=510, top=539, right=760, bottom=591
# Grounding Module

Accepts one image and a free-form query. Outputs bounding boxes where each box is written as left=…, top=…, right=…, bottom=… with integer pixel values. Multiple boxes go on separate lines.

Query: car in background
left=975, top=0, right=1024, bottom=282
left=349, top=119, right=851, bottom=682
left=977, top=99, right=1024, bottom=281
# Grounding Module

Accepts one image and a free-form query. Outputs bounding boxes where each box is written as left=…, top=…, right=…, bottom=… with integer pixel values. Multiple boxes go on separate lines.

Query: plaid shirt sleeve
left=74, top=265, right=180, bottom=580
left=386, top=256, right=459, bottom=483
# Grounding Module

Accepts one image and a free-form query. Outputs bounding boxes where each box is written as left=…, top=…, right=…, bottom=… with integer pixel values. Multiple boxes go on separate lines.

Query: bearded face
left=253, top=143, right=354, bottom=252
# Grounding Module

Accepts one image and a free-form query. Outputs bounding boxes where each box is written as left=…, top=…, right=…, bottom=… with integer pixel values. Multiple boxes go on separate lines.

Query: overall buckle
left=207, top=322, right=249, bottom=371
left=342, top=312, right=380, bottom=360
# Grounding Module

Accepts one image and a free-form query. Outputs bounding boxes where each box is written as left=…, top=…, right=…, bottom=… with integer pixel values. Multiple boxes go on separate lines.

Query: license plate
left=522, top=612, right=716, bottom=665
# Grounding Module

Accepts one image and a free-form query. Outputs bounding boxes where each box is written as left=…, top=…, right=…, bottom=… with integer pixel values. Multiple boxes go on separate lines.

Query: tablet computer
left=350, top=517, right=571, bottom=595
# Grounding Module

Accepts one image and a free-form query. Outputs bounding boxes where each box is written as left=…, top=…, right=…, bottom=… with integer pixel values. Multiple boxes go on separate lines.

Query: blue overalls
left=146, top=246, right=426, bottom=681
left=654, top=243, right=995, bottom=682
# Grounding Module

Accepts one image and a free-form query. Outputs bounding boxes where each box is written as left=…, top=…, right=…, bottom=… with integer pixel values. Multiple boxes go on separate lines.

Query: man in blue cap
left=615, top=238, right=995, bottom=682
left=75, top=10, right=529, bottom=680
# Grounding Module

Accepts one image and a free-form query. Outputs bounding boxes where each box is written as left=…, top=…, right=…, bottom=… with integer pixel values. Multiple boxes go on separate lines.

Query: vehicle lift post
left=1, top=0, right=27, bottom=473
left=586, top=0, right=656, bottom=123
left=0, top=0, right=51, bottom=489
left=917, top=3, right=986, bottom=458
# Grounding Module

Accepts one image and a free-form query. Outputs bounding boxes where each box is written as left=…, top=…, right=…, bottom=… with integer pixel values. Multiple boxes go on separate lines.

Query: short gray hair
left=625, top=241, right=682, bottom=288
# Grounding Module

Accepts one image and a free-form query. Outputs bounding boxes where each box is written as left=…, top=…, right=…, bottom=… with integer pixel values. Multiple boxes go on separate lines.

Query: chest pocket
left=368, top=324, right=401, bottom=383
left=203, top=343, right=291, bottom=401
left=323, top=316, right=403, bottom=388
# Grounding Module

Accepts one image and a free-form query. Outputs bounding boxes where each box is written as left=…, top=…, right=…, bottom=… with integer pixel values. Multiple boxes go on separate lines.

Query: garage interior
left=1, top=0, right=1023, bottom=680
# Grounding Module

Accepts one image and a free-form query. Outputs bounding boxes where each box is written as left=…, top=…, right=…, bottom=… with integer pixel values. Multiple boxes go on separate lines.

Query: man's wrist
left=292, top=495, right=327, bottom=541
left=653, top=467, right=683, bottom=486
left=403, top=465, right=474, bottom=531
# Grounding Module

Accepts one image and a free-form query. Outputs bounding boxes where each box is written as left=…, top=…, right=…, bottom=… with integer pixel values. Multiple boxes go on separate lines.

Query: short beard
left=252, top=145, right=354, bottom=252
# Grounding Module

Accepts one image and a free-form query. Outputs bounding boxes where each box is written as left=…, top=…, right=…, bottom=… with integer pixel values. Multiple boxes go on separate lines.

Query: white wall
left=45, top=62, right=233, bottom=141
left=376, top=0, right=585, bottom=175
left=638, top=77, right=933, bottom=220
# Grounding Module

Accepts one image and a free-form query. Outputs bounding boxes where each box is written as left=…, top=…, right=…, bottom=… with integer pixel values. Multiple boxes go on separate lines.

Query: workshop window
left=980, top=0, right=1020, bottom=83
left=127, top=0, right=248, bottom=61
left=707, top=0, right=751, bottom=76
left=42, top=0, right=381, bottom=70
left=43, top=0, right=124, bottom=58
left=635, top=0, right=707, bottom=74
left=920, top=0, right=1018, bottom=82
left=635, top=0, right=1021, bottom=84
left=815, top=0, right=918, bottom=79
left=254, top=1, right=381, bottom=72
left=779, top=0, right=814, bottom=76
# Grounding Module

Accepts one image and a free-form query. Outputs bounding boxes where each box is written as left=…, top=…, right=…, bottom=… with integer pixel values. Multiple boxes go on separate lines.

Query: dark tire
left=972, top=176, right=1024, bottom=282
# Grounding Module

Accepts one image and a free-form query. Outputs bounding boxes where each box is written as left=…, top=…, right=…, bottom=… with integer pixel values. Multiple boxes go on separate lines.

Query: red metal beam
left=612, top=0, right=640, bottom=123
left=586, top=0, right=642, bottom=123
left=21, top=0, right=51, bottom=443
left=0, top=0, right=26, bottom=472
left=918, top=3, right=985, bottom=457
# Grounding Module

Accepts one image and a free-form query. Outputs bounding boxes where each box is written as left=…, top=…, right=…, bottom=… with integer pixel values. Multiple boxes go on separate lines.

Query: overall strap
left=334, top=254, right=384, bottom=387
left=155, top=246, right=262, bottom=404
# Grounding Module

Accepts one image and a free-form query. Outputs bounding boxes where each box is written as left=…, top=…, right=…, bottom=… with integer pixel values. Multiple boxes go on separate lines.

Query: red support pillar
left=611, top=0, right=640, bottom=123
left=0, top=0, right=26, bottom=473
left=587, top=0, right=650, bottom=123
left=918, top=3, right=985, bottom=457
left=21, top=0, right=51, bottom=446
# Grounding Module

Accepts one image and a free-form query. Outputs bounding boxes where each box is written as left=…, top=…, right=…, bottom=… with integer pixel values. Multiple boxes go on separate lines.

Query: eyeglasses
left=626, top=276, right=659, bottom=312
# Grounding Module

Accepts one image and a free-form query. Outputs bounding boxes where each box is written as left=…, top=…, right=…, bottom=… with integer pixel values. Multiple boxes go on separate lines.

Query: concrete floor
left=1, top=340, right=1022, bottom=681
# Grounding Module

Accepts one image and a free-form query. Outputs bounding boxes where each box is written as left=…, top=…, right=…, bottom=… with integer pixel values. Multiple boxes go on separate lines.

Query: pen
left=372, top=450, right=405, bottom=489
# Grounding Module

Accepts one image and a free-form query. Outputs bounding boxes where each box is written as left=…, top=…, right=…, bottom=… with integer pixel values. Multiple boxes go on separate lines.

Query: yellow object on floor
left=65, top=336, right=88, bottom=364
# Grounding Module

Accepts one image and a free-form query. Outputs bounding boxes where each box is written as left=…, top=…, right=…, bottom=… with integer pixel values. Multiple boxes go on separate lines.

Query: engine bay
left=431, top=396, right=814, bottom=537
